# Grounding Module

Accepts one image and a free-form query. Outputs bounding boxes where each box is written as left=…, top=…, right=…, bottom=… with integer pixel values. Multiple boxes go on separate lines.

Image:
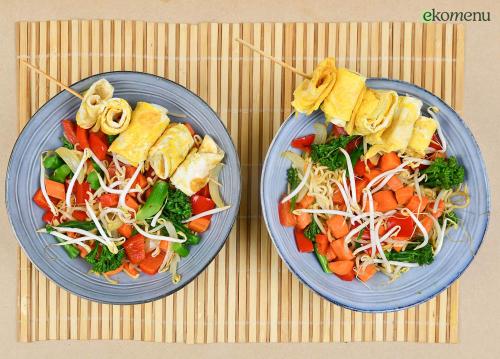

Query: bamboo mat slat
left=15, top=20, right=464, bottom=343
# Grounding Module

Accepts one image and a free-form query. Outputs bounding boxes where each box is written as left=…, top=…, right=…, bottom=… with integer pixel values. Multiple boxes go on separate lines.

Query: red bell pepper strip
left=76, top=126, right=90, bottom=150
left=61, top=119, right=78, bottom=144
left=88, top=131, right=109, bottom=160
left=74, top=181, right=91, bottom=205
left=386, top=215, right=415, bottom=239
left=294, top=228, right=314, bottom=253
left=291, top=134, right=315, bottom=153
left=33, top=188, right=51, bottom=210
left=191, top=195, right=216, bottom=219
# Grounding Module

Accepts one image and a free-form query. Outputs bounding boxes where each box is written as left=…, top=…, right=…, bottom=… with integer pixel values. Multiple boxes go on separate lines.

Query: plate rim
left=260, top=77, right=491, bottom=313
left=6, top=70, right=242, bottom=305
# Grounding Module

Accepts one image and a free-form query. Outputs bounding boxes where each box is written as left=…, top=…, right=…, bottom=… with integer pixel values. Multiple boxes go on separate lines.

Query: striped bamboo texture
left=16, top=20, right=464, bottom=343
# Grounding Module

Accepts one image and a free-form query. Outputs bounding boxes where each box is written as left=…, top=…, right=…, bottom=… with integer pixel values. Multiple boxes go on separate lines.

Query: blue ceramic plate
left=6, top=72, right=241, bottom=304
left=261, top=78, right=490, bottom=312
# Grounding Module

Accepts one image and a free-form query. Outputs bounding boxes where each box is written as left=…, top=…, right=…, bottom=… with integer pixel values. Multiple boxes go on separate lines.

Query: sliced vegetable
left=328, top=260, right=354, bottom=276
left=139, top=251, right=166, bottom=275
left=286, top=167, right=300, bottom=210
left=118, top=223, right=134, bottom=238
left=373, top=190, right=398, bottom=212
left=97, top=193, right=119, bottom=207
left=61, top=119, right=78, bottom=145
left=55, top=147, right=86, bottom=183
left=395, top=186, right=413, bottom=205
left=86, top=170, right=100, bottom=190
left=191, top=195, right=216, bottom=219
left=356, top=264, right=377, bottom=282
left=170, top=242, right=190, bottom=257
left=122, top=234, right=146, bottom=264
left=379, top=152, right=401, bottom=172
left=330, top=238, right=354, bottom=260
left=43, top=155, right=64, bottom=170
left=33, top=188, right=51, bottom=210
left=50, top=164, right=72, bottom=183
left=85, top=245, right=124, bottom=273
left=76, top=126, right=90, bottom=150
left=385, top=242, right=434, bottom=265
left=291, top=134, right=315, bottom=153
left=278, top=199, right=296, bottom=227
left=294, top=228, right=314, bottom=253
left=44, top=178, right=66, bottom=200
left=386, top=215, right=414, bottom=239
left=187, top=217, right=211, bottom=233
left=406, top=195, right=429, bottom=213
left=326, top=215, right=349, bottom=239
left=74, top=181, right=91, bottom=205
left=88, top=131, right=109, bottom=160
left=314, top=244, right=331, bottom=273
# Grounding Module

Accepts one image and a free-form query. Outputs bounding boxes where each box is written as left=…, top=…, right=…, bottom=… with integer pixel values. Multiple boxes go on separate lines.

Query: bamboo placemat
left=15, top=20, right=464, bottom=343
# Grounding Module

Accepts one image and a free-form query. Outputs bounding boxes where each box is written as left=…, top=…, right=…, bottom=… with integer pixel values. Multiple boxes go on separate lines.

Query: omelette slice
left=321, top=68, right=366, bottom=131
left=76, top=79, right=114, bottom=129
left=96, top=98, right=133, bottom=135
left=365, top=96, right=422, bottom=159
left=109, top=102, right=170, bottom=166
left=170, top=135, right=225, bottom=196
left=406, top=116, right=438, bottom=158
left=291, top=58, right=337, bottom=115
left=147, top=123, right=195, bottom=179
left=354, top=89, right=398, bottom=136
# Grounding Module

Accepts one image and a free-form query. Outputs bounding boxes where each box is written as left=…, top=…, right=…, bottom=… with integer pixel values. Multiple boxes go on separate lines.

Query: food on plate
left=279, top=113, right=468, bottom=283
left=109, top=102, right=170, bottom=166
left=171, top=135, right=225, bottom=196
left=353, top=89, right=398, bottom=136
left=406, top=116, right=438, bottom=157
left=148, top=123, right=195, bottom=179
left=291, top=58, right=337, bottom=115
left=76, top=79, right=114, bottom=129
left=34, top=88, right=230, bottom=283
left=96, top=98, right=133, bottom=135
left=321, top=68, right=366, bottom=130
left=365, top=96, right=422, bottom=159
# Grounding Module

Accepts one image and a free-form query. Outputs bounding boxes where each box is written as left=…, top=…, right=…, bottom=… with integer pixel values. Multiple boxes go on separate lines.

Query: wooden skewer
left=20, top=59, right=187, bottom=118
left=20, top=59, right=84, bottom=99
left=235, top=38, right=312, bottom=79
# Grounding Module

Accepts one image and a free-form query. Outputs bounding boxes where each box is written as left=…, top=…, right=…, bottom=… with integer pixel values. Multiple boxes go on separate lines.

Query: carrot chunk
left=328, top=260, right=354, bottom=276
left=406, top=195, right=429, bottom=213
left=330, top=238, right=355, bottom=260
left=373, top=190, right=398, bottom=212
left=395, top=186, right=413, bottom=205
left=356, top=264, right=377, bottom=282
left=326, top=215, right=350, bottom=239
left=379, top=152, right=401, bottom=172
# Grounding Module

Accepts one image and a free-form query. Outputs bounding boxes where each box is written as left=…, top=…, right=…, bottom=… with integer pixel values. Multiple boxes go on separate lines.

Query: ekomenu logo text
left=422, top=9, right=491, bottom=22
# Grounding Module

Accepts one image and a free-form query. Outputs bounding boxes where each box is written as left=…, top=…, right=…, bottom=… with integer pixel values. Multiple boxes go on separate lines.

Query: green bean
left=136, top=181, right=169, bottom=221
left=170, top=242, right=190, bottom=257
left=87, top=170, right=100, bottom=190
left=314, top=244, right=331, bottom=273
left=43, top=155, right=64, bottom=170
left=173, top=222, right=200, bottom=245
left=53, top=236, right=80, bottom=259
left=50, top=164, right=72, bottom=183
left=56, top=221, right=96, bottom=231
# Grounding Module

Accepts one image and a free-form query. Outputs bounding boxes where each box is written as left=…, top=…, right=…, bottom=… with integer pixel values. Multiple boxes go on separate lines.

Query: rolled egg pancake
left=147, top=123, right=195, bottom=179
left=365, top=96, right=422, bottom=159
left=406, top=116, right=438, bottom=158
left=170, top=135, right=225, bottom=196
left=76, top=79, right=114, bottom=129
left=320, top=68, right=366, bottom=130
left=109, top=102, right=170, bottom=166
left=354, top=89, right=398, bottom=136
left=291, top=58, right=337, bottom=115
left=95, top=98, right=133, bottom=135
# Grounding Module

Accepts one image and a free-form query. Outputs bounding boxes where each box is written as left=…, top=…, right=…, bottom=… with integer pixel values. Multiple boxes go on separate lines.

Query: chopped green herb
left=439, top=210, right=459, bottom=226
left=163, top=187, right=192, bottom=222
left=310, top=135, right=358, bottom=171
left=85, top=245, right=124, bottom=273
left=422, top=156, right=465, bottom=189
left=385, top=242, right=434, bottom=265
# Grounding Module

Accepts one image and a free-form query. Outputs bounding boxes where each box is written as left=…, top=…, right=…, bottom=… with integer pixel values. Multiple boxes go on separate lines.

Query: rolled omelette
left=147, top=123, right=195, bottom=179
left=109, top=102, right=170, bottom=166
left=76, top=79, right=114, bottom=129
left=320, top=68, right=366, bottom=131
left=365, top=96, right=423, bottom=159
left=406, top=116, right=438, bottom=158
left=353, top=89, right=398, bottom=136
left=170, top=135, right=225, bottom=196
left=95, top=98, right=133, bottom=135
left=291, top=58, right=337, bottom=115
